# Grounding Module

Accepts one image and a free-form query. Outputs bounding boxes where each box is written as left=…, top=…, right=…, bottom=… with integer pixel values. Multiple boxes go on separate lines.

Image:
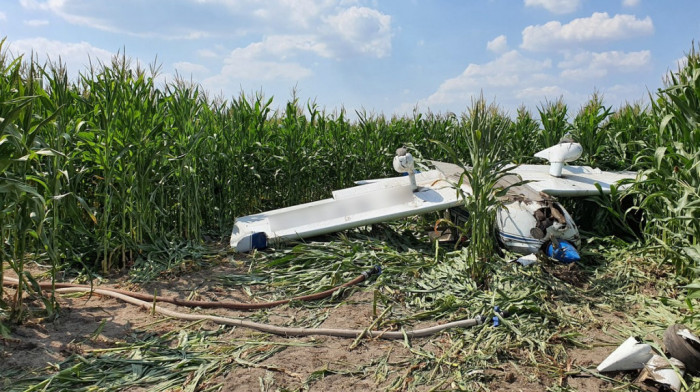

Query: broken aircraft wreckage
left=230, top=139, right=637, bottom=263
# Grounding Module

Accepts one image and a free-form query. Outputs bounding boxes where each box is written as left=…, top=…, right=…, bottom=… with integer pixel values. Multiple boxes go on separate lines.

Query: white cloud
left=18, top=0, right=219, bottom=39
left=193, top=0, right=333, bottom=30
left=516, top=85, right=569, bottom=100
left=145, top=0, right=394, bottom=57
left=259, top=0, right=330, bottom=30
left=20, top=0, right=117, bottom=33
left=244, top=35, right=331, bottom=60
left=521, top=12, right=654, bottom=51
left=487, top=35, right=508, bottom=53
left=197, top=49, right=219, bottom=58
left=524, top=0, right=581, bottom=14
left=410, top=45, right=654, bottom=116
left=193, top=3, right=392, bottom=96
left=174, top=61, right=210, bottom=76
left=622, top=0, right=640, bottom=7
left=419, top=50, right=553, bottom=108
left=324, top=6, right=392, bottom=58
left=559, top=50, right=651, bottom=80
left=0, top=11, right=6, bottom=20
left=24, top=19, right=50, bottom=26
left=596, top=83, right=648, bottom=107
left=7, top=37, right=113, bottom=75
left=18, top=0, right=51, bottom=10
left=18, top=0, right=393, bottom=58
left=203, top=35, right=321, bottom=85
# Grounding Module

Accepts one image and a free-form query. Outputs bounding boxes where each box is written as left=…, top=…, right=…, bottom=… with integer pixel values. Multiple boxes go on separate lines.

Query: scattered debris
left=597, top=336, right=654, bottom=372
left=598, top=326, right=700, bottom=391
left=636, top=354, right=685, bottom=392
left=231, top=141, right=635, bottom=263
left=663, top=324, right=700, bottom=376
left=515, top=253, right=538, bottom=267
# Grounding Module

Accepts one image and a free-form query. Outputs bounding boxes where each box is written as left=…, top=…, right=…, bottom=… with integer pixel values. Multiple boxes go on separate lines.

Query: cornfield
left=1, top=37, right=700, bottom=390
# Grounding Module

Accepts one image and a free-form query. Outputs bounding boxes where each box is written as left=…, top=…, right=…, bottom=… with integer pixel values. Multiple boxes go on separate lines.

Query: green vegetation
left=1, top=38, right=700, bottom=390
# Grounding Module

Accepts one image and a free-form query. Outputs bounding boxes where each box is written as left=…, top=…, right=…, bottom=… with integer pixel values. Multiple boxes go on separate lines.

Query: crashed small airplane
left=230, top=137, right=636, bottom=263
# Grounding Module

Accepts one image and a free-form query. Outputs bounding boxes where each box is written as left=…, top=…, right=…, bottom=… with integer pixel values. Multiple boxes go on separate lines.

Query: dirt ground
left=0, top=259, right=657, bottom=391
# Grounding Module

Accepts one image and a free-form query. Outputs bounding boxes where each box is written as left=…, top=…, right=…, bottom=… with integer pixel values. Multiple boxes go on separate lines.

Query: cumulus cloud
left=197, top=49, right=219, bottom=58
left=324, top=6, right=392, bottom=58
left=559, top=50, right=651, bottom=80
left=192, top=0, right=332, bottom=30
left=18, top=0, right=394, bottom=62
left=7, top=37, right=113, bottom=74
left=487, top=35, right=508, bottom=53
left=174, top=61, right=210, bottom=77
left=192, top=2, right=392, bottom=94
left=203, top=35, right=325, bottom=84
left=209, top=3, right=393, bottom=59
left=411, top=45, right=653, bottom=115
left=20, top=0, right=119, bottom=34
left=242, top=35, right=331, bottom=61
left=524, top=0, right=581, bottom=14
left=419, top=50, right=553, bottom=108
left=516, top=85, right=570, bottom=100
left=521, top=12, right=654, bottom=51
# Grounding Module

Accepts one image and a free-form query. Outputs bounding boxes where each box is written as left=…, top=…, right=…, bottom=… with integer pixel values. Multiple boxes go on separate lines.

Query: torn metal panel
left=636, top=355, right=685, bottom=392
left=597, top=337, right=655, bottom=372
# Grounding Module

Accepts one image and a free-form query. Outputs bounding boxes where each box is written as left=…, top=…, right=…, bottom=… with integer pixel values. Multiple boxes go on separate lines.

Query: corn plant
left=625, top=43, right=700, bottom=278
left=0, top=51, right=62, bottom=320
left=2, top=36, right=700, bottom=301
left=603, top=102, right=650, bottom=170
left=437, top=97, right=520, bottom=285
left=571, top=91, right=613, bottom=167
left=505, top=106, right=540, bottom=164
left=536, top=97, right=570, bottom=149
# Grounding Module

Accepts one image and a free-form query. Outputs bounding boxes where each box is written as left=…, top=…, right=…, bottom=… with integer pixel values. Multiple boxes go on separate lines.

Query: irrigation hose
left=2, top=276, right=485, bottom=339
left=1, top=266, right=381, bottom=310
left=69, top=286, right=485, bottom=338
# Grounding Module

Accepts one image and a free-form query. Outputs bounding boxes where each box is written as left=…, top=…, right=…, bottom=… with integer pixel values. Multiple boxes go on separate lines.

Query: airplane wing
left=230, top=142, right=638, bottom=252
left=508, top=164, right=637, bottom=197
left=231, top=167, right=471, bottom=252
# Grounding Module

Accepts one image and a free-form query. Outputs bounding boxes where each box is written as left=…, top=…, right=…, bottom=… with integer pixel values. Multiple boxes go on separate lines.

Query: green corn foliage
left=625, top=43, right=700, bottom=278
left=537, top=97, right=570, bottom=149
left=436, top=97, right=519, bottom=285
left=4, top=38, right=700, bottom=390
left=571, top=91, right=613, bottom=167
left=505, top=106, right=540, bottom=164
left=604, top=102, right=650, bottom=170
left=2, top=37, right=700, bottom=314
left=0, top=49, right=62, bottom=320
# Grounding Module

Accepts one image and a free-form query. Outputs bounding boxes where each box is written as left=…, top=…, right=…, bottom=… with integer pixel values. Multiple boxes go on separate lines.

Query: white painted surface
left=509, top=164, right=637, bottom=196
left=231, top=169, right=468, bottom=251
left=231, top=157, right=637, bottom=252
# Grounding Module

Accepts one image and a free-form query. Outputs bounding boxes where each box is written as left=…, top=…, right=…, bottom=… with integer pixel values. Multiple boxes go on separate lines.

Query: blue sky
left=1, top=0, right=698, bottom=117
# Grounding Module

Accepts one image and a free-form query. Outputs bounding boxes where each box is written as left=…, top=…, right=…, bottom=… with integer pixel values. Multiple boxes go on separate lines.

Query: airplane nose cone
left=546, top=240, right=581, bottom=264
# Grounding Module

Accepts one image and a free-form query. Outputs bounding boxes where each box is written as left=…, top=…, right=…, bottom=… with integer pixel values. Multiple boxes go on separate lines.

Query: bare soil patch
left=0, top=257, right=657, bottom=391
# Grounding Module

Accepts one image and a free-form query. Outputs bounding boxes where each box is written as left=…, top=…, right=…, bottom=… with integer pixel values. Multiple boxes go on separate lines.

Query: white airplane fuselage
left=230, top=143, right=635, bottom=261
